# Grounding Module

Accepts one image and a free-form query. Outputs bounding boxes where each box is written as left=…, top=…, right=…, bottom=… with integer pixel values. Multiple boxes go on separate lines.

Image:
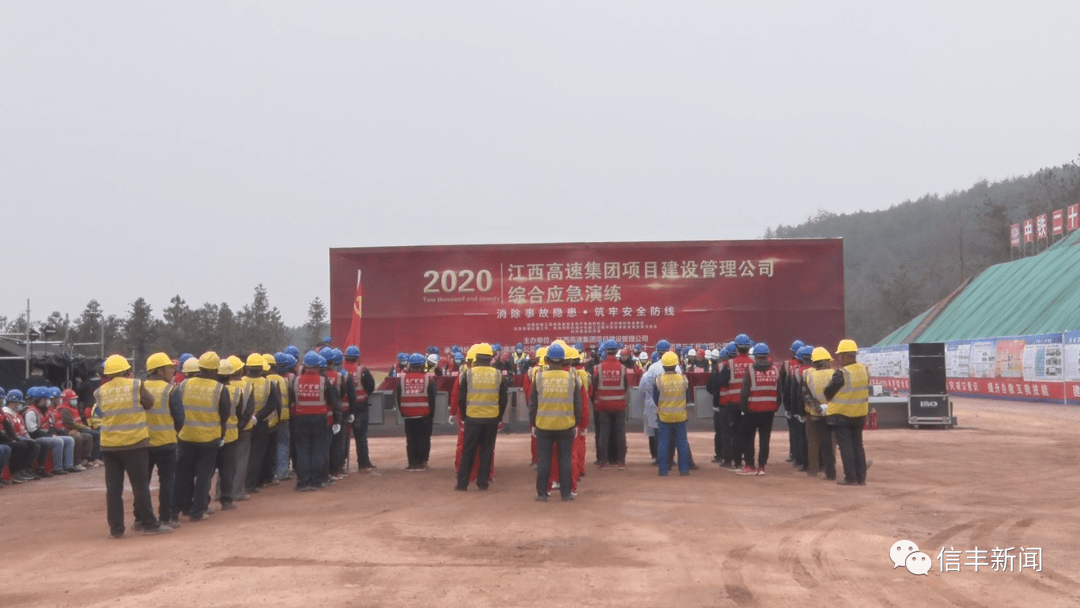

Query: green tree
left=304, top=297, right=328, bottom=348
left=238, top=284, right=287, bottom=353
left=124, top=297, right=159, bottom=370
left=160, top=295, right=193, bottom=355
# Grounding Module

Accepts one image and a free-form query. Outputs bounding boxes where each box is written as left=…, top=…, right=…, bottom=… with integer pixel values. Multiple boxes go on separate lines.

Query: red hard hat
left=61, top=388, right=77, bottom=400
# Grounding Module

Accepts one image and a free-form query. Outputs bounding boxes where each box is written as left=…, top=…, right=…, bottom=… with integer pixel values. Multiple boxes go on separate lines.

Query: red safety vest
left=4, top=409, right=29, bottom=438
left=49, top=407, right=67, bottom=432
left=593, top=358, right=627, bottom=412
left=340, top=361, right=368, bottom=402
left=747, top=364, right=780, bottom=413
left=721, top=355, right=753, bottom=406
left=291, top=372, right=329, bottom=416
left=399, top=372, right=430, bottom=418
left=58, top=403, right=82, bottom=428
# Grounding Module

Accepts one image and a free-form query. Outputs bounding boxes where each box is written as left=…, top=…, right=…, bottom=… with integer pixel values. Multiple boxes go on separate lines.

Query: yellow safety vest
left=143, top=379, right=177, bottom=447
left=803, top=368, right=833, bottom=417
left=176, top=377, right=224, bottom=443
left=267, top=373, right=287, bottom=424
left=96, top=377, right=149, bottom=448
left=464, top=366, right=501, bottom=419
left=247, top=376, right=271, bottom=430
left=826, top=363, right=869, bottom=418
left=535, top=369, right=577, bottom=431
left=657, top=372, right=688, bottom=423
left=223, top=380, right=246, bottom=444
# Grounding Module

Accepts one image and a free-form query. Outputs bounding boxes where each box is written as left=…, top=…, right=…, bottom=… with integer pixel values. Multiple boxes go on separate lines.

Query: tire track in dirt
left=1002, top=517, right=1080, bottom=597
left=721, top=544, right=756, bottom=607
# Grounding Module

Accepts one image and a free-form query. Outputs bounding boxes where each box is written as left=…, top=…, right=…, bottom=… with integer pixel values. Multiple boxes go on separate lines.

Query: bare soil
left=2, top=397, right=1078, bottom=607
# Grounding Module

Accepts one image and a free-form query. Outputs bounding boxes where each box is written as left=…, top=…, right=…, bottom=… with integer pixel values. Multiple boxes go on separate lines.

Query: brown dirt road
left=2, top=397, right=1078, bottom=608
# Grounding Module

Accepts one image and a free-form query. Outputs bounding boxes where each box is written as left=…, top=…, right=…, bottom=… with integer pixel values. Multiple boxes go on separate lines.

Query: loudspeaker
left=909, top=342, right=946, bottom=395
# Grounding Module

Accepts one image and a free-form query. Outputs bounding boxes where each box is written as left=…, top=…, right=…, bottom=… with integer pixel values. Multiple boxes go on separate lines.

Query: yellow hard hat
left=198, top=351, right=221, bottom=370
left=146, top=352, right=172, bottom=372
left=553, top=339, right=569, bottom=349
left=465, top=344, right=478, bottom=363
left=218, top=359, right=234, bottom=375
left=535, top=347, right=547, bottom=360
left=246, top=353, right=265, bottom=368
left=224, top=355, right=241, bottom=374
left=564, top=346, right=580, bottom=360
left=835, top=339, right=859, bottom=354
left=182, top=357, right=201, bottom=374
left=660, top=351, right=679, bottom=367
left=811, top=347, right=833, bottom=362
left=104, top=354, right=131, bottom=376
left=474, top=343, right=494, bottom=357
left=262, top=354, right=275, bottom=371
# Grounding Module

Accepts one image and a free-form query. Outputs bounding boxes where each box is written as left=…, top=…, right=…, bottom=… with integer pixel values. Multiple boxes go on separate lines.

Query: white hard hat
left=426, top=353, right=439, bottom=364
left=638, top=352, right=648, bottom=361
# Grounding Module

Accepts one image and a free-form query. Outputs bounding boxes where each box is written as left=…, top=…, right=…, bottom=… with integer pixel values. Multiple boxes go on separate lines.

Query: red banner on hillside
left=1036, top=214, right=1048, bottom=240
left=1069, top=204, right=1080, bottom=231
left=1023, top=219, right=1034, bottom=243
left=1009, top=224, right=1021, bottom=248
left=1052, top=209, right=1064, bottom=236
left=329, top=240, right=845, bottom=369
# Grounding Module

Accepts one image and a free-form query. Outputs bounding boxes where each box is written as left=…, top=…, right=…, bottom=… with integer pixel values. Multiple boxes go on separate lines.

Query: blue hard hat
left=323, top=336, right=332, bottom=344
left=451, top=344, right=461, bottom=352
left=650, top=352, right=660, bottom=363
left=7, top=389, right=24, bottom=403
left=345, top=345, right=360, bottom=357
left=753, top=342, right=770, bottom=356
left=397, top=352, right=408, bottom=362
left=283, top=354, right=297, bottom=368
left=699, top=343, right=707, bottom=349
left=49, top=387, right=61, bottom=398
left=791, top=340, right=805, bottom=354
left=634, top=343, right=641, bottom=350
left=655, top=340, right=671, bottom=352
left=330, top=348, right=343, bottom=364
left=452, top=351, right=464, bottom=362
left=408, top=353, right=425, bottom=366
left=427, top=346, right=438, bottom=355
left=285, top=345, right=300, bottom=357
left=274, top=352, right=288, bottom=366
left=515, top=343, right=523, bottom=350
left=26, top=387, right=39, bottom=399
left=493, top=343, right=502, bottom=352
left=546, top=343, right=566, bottom=360
left=796, top=345, right=814, bottom=359
left=303, top=351, right=323, bottom=367
left=179, top=353, right=193, bottom=365
left=734, top=334, right=752, bottom=347
left=603, top=339, right=618, bottom=351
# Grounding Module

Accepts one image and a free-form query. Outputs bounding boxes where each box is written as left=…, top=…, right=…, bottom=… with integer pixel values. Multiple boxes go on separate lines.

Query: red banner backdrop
left=330, top=240, right=845, bottom=370
left=1052, top=209, right=1064, bottom=236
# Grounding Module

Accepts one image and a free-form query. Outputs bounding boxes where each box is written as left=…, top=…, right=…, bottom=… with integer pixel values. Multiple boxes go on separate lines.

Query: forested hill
left=767, top=159, right=1080, bottom=346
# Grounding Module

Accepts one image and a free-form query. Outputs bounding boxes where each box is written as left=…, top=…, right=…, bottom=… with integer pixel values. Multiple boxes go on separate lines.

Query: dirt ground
left=2, top=397, right=1078, bottom=608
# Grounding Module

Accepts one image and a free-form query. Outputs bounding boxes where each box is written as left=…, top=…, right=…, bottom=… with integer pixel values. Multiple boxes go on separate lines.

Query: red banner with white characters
left=1069, top=204, right=1080, bottom=232
left=1009, top=223, right=1021, bottom=248
left=1023, top=219, right=1034, bottom=243
left=1052, top=209, right=1064, bottom=236
left=1036, top=214, right=1048, bottom=240
left=330, top=240, right=846, bottom=369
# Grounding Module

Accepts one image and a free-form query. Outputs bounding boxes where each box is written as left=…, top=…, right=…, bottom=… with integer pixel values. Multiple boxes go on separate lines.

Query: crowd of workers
left=0, top=333, right=871, bottom=534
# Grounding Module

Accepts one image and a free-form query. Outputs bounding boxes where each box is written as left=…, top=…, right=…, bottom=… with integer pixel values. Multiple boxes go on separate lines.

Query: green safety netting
left=875, top=229, right=1080, bottom=345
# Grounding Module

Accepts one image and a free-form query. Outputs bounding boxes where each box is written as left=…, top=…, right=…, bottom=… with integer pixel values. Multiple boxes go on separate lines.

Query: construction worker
left=24, top=386, right=73, bottom=475
left=528, top=343, right=582, bottom=502
left=450, top=345, right=479, bottom=481
left=326, top=348, right=352, bottom=479
left=396, top=353, right=436, bottom=471
left=96, top=354, right=172, bottom=537
left=512, top=343, right=528, bottom=371
left=561, top=346, right=590, bottom=493
left=824, top=339, right=870, bottom=486
left=454, top=343, right=508, bottom=491
left=785, top=345, right=814, bottom=472
left=290, top=351, right=341, bottom=490
left=171, top=351, right=231, bottom=522
left=43, top=387, right=88, bottom=471
left=142, top=352, right=182, bottom=527
left=244, top=353, right=280, bottom=493
left=57, top=388, right=99, bottom=466
left=705, top=347, right=730, bottom=464
left=736, top=343, right=781, bottom=476
left=639, top=340, right=695, bottom=470
left=342, top=345, right=377, bottom=470
left=274, top=352, right=298, bottom=480
left=801, top=346, right=837, bottom=480
left=655, top=351, right=690, bottom=476
left=1, top=390, right=40, bottom=482
left=778, top=339, right=805, bottom=467
left=213, top=357, right=246, bottom=511
left=592, top=340, right=627, bottom=469
left=717, top=337, right=753, bottom=471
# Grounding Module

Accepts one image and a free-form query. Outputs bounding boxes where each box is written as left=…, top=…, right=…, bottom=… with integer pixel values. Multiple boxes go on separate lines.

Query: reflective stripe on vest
left=657, top=372, right=688, bottom=423
left=341, top=363, right=368, bottom=402
left=827, top=363, right=870, bottom=418
left=144, top=380, right=177, bottom=447
left=324, top=370, right=342, bottom=422
left=176, top=378, right=224, bottom=443
left=292, top=373, right=328, bottom=416
left=223, top=381, right=247, bottom=443
left=464, top=366, right=500, bottom=419
left=247, top=377, right=271, bottom=429
left=48, top=408, right=65, bottom=432
left=535, top=370, right=576, bottom=431
left=4, top=408, right=28, bottom=438
left=264, top=374, right=284, bottom=427
left=747, top=364, right=780, bottom=413
left=594, top=359, right=627, bottom=411
left=96, top=378, right=150, bottom=448
left=399, top=372, right=430, bottom=418
left=275, top=374, right=291, bottom=420
left=721, top=356, right=753, bottom=405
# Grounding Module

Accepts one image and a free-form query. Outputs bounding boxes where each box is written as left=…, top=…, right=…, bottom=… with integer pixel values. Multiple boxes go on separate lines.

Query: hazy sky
left=3, top=2, right=1078, bottom=327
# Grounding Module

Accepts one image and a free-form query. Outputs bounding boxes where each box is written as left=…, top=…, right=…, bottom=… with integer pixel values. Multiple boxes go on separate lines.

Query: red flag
left=344, top=270, right=362, bottom=349
left=1052, top=209, right=1064, bottom=235
left=1069, top=204, right=1080, bottom=231
left=1009, top=223, right=1021, bottom=247
left=1023, top=219, right=1034, bottom=243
